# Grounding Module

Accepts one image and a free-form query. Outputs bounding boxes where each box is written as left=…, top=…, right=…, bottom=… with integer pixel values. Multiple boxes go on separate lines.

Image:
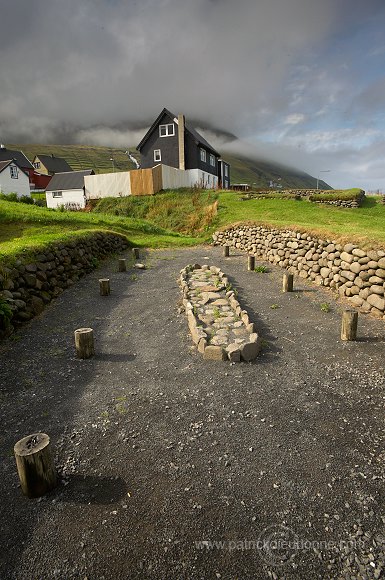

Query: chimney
left=178, top=114, right=185, bottom=170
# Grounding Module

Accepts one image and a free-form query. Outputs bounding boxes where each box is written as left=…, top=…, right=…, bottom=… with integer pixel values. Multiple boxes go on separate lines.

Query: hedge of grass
left=308, top=189, right=364, bottom=202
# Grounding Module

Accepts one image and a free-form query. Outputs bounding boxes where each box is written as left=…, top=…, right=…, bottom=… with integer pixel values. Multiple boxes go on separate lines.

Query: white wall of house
left=46, top=188, right=86, bottom=209
left=161, top=166, right=218, bottom=190
left=0, top=162, right=30, bottom=197
left=188, top=169, right=218, bottom=189
left=84, top=172, right=131, bottom=200
left=161, top=165, right=194, bottom=189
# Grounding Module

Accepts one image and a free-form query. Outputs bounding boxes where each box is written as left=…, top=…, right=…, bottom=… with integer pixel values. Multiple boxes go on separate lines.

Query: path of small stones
left=0, top=245, right=384, bottom=580
left=181, top=264, right=260, bottom=361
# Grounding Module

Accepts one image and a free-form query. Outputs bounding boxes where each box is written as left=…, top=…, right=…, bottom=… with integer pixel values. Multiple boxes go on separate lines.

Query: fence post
left=283, top=273, right=294, bottom=292
left=118, top=258, right=126, bottom=272
left=99, top=279, right=110, bottom=296
left=341, top=310, right=358, bottom=341
left=14, top=433, right=57, bottom=498
left=74, top=327, right=95, bottom=359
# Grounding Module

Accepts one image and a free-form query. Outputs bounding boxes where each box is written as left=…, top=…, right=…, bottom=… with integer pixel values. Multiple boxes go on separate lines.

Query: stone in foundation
left=203, top=346, right=227, bottom=361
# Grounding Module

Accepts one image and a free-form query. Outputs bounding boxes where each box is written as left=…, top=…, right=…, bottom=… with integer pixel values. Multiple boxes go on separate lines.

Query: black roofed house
left=0, top=144, right=34, bottom=184
left=45, top=169, right=94, bottom=209
left=136, top=108, right=230, bottom=189
left=0, top=159, right=31, bottom=198
left=32, top=154, right=73, bottom=176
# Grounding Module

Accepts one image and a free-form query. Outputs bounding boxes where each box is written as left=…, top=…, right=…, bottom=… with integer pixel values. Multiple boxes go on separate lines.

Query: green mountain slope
left=6, top=143, right=331, bottom=189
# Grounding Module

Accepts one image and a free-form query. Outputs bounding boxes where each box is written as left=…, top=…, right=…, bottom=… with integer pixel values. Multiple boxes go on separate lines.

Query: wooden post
left=341, top=310, right=358, bottom=341
left=118, top=258, right=126, bottom=272
left=99, top=278, right=110, bottom=296
left=283, top=272, right=294, bottom=292
left=133, top=248, right=140, bottom=260
left=14, top=433, right=57, bottom=498
left=224, top=245, right=230, bottom=257
left=248, top=255, right=255, bottom=271
left=74, top=327, right=94, bottom=359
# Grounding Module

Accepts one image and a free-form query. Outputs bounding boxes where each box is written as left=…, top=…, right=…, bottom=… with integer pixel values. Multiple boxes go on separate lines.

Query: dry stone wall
left=179, top=264, right=261, bottom=362
left=0, top=232, right=128, bottom=340
left=213, top=226, right=385, bottom=320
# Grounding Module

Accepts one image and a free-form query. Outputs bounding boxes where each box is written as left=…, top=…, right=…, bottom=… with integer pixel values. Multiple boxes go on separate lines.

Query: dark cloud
left=1, top=0, right=385, bottom=189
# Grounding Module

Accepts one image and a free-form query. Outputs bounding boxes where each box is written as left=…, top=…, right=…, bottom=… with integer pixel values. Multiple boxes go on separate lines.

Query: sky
left=1, top=0, right=385, bottom=190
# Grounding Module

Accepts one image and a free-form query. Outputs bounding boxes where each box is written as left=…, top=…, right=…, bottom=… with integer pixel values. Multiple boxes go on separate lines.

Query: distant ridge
left=6, top=143, right=332, bottom=190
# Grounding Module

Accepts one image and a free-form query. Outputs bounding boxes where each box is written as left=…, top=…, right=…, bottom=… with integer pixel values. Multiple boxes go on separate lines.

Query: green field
left=0, top=199, right=201, bottom=265
left=215, top=192, right=385, bottom=248
left=1, top=190, right=384, bottom=266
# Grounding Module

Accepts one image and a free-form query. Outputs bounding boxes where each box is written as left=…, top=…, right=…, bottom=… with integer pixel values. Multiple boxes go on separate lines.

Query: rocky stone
left=367, top=294, right=385, bottom=311
left=369, top=285, right=384, bottom=295
left=240, top=341, right=261, bottom=362
left=203, top=346, right=227, bottom=361
left=226, top=343, right=241, bottom=362
left=340, top=252, right=354, bottom=264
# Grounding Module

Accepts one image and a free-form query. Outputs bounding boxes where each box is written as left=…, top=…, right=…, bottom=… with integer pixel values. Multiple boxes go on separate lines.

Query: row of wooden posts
left=74, top=247, right=141, bottom=359
left=14, top=247, right=141, bottom=499
left=223, top=244, right=359, bottom=342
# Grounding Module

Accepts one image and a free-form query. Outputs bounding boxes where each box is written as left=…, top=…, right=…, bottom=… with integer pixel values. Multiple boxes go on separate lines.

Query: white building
left=84, top=164, right=218, bottom=200
left=46, top=169, right=94, bottom=209
left=0, top=160, right=31, bottom=197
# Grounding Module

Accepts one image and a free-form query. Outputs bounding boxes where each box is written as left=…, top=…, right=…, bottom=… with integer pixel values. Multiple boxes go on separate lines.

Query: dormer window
left=159, top=124, right=175, bottom=137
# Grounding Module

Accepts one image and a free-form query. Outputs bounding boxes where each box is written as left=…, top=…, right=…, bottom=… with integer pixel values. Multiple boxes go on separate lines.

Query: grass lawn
left=215, top=192, right=385, bottom=248
left=1, top=190, right=384, bottom=265
left=0, top=200, right=202, bottom=264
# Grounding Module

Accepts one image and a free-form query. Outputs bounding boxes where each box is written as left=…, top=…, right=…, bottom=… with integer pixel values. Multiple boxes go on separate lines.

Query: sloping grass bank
left=94, top=189, right=218, bottom=234
left=0, top=200, right=201, bottom=264
left=216, top=192, right=385, bottom=248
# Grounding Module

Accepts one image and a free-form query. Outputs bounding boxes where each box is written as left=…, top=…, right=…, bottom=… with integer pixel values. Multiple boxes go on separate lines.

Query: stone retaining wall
left=244, top=190, right=365, bottom=207
left=0, top=232, right=129, bottom=340
left=213, top=226, right=385, bottom=320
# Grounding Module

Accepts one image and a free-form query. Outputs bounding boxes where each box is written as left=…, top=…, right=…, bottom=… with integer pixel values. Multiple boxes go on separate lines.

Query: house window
left=154, top=149, right=161, bottom=162
left=200, top=148, right=206, bottom=163
left=34, top=162, right=41, bottom=169
left=209, top=154, right=215, bottom=167
left=159, top=124, right=175, bottom=137
left=224, top=165, right=229, bottom=177
left=10, top=165, right=18, bottom=179
left=52, top=191, right=63, bottom=198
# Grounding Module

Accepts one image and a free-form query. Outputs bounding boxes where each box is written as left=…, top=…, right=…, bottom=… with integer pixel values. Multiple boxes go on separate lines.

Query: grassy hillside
left=7, top=143, right=330, bottom=188
left=222, top=153, right=331, bottom=190
left=6, top=143, right=138, bottom=174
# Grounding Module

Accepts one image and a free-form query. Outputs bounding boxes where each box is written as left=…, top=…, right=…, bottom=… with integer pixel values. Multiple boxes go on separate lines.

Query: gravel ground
left=0, top=245, right=384, bottom=580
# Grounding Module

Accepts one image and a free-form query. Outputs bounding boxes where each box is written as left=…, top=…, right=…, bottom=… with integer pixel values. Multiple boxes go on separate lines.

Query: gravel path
left=0, top=245, right=384, bottom=580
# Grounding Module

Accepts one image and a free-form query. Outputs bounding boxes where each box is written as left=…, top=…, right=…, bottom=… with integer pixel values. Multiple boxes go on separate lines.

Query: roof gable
left=47, top=169, right=94, bottom=191
left=0, top=159, right=29, bottom=176
left=0, top=147, right=33, bottom=169
left=136, top=108, right=219, bottom=156
left=34, top=154, right=73, bottom=173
